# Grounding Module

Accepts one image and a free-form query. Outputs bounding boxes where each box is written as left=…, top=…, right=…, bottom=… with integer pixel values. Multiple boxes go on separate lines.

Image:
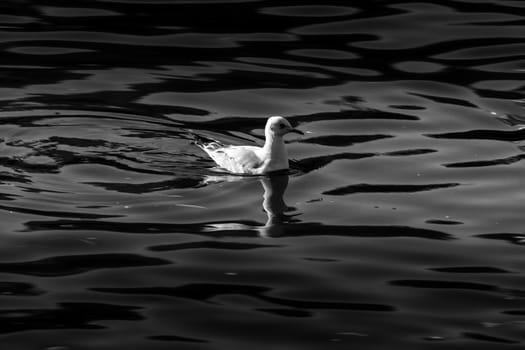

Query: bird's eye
left=279, top=123, right=285, bottom=129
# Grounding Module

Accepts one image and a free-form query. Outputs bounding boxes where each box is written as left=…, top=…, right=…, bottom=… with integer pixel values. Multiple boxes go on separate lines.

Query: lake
left=1, top=0, right=525, bottom=349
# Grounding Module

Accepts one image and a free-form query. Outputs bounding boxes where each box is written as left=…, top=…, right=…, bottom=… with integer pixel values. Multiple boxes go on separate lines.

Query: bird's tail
left=188, top=131, right=225, bottom=152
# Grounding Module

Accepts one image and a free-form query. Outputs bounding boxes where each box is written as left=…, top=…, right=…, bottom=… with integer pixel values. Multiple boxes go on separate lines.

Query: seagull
left=195, top=116, right=303, bottom=175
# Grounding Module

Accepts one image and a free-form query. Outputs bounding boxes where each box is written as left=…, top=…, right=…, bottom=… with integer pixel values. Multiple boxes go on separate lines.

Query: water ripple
left=92, top=283, right=396, bottom=312
left=428, top=129, right=525, bottom=141
left=148, top=240, right=281, bottom=252
left=0, top=254, right=171, bottom=277
left=21, top=219, right=454, bottom=240
left=323, top=183, right=460, bottom=196
left=0, top=303, right=143, bottom=334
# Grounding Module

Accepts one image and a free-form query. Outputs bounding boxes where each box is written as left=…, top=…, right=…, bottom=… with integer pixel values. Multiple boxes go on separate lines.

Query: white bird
left=195, top=116, right=303, bottom=175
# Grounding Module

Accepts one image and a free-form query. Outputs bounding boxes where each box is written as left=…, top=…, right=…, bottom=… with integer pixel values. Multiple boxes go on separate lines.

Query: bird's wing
left=207, top=145, right=264, bottom=174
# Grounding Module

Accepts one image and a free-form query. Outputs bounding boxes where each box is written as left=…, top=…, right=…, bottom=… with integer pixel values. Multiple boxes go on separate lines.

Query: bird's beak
left=288, top=128, right=304, bottom=135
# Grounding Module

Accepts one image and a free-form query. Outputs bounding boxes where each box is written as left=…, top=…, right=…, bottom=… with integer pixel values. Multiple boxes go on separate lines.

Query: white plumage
left=195, top=116, right=303, bottom=175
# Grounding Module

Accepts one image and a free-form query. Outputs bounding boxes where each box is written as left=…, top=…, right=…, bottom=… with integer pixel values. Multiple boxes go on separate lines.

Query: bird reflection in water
left=258, top=174, right=298, bottom=237
left=202, top=173, right=299, bottom=237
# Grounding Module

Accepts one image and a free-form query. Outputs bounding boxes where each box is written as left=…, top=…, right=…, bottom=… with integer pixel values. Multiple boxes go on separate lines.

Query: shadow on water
left=21, top=171, right=453, bottom=241
left=91, top=283, right=396, bottom=312
left=21, top=217, right=454, bottom=240
left=0, top=303, right=143, bottom=335
left=0, top=253, right=171, bottom=277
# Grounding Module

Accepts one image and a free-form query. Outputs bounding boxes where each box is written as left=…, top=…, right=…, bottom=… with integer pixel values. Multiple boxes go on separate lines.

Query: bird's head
left=266, top=116, right=304, bottom=137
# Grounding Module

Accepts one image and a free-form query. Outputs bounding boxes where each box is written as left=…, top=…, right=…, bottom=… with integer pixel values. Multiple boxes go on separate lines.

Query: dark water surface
left=1, top=0, right=525, bottom=349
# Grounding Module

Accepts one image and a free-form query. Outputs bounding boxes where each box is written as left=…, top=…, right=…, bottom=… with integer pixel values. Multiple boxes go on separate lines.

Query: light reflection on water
left=0, top=0, right=525, bottom=349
